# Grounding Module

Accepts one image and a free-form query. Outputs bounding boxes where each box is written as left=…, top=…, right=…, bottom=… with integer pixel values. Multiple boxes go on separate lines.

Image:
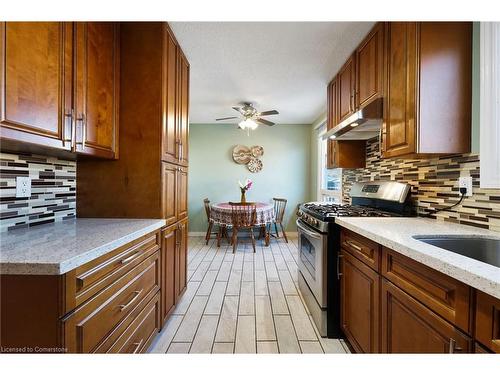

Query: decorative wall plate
left=247, top=157, right=263, bottom=173
left=251, top=145, right=264, bottom=157
left=232, top=145, right=252, bottom=164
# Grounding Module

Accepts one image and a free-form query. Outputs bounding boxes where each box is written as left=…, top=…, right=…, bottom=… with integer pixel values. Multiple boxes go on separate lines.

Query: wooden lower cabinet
left=380, top=279, right=471, bottom=353
left=340, top=249, right=380, bottom=353
left=475, top=291, right=500, bottom=353
left=175, top=219, right=188, bottom=301
left=0, top=229, right=162, bottom=353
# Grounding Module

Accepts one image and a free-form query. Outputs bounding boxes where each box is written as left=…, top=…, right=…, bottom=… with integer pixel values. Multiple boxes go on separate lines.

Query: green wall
left=188, top=123, right=312, bottom=233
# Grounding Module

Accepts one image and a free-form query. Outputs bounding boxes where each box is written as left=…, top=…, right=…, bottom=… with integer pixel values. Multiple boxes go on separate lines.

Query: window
left=480, top=22, right=500, bottom=188
left=317, top=125, right=342, bottom=202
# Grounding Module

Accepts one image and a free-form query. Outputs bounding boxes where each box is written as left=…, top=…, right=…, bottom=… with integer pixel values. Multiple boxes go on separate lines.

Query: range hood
left=323, top=98, right=383, bottom=141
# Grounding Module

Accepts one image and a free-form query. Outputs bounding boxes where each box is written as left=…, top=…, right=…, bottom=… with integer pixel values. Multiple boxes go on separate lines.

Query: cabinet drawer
left=64, top=231, right=160, bottom=313
left=475, top=291, right=500, bottom=353
left=381, top=248, right=471, bottom=333
left=63, top=252, right=160, bottom=353
left=341, top=229, right=381, bottom=271
left=95, top=291, right=160, bottom=353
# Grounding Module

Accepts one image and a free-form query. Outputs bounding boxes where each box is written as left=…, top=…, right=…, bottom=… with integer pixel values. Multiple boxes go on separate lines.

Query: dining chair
left=271, top=198, right=288, bottom=243
left=229, top=202, right=257, bottom=253
left=203, top=198, right=229, bottom=246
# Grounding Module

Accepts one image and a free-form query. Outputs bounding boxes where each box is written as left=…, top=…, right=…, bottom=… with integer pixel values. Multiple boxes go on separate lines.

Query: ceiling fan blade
left=258, top=110, right=279, bottom=116
left=232, top=106, right=245, bottom=115
left=215, top=116, right=239, bottom=121
left=255, top=118, right=275, bottom=126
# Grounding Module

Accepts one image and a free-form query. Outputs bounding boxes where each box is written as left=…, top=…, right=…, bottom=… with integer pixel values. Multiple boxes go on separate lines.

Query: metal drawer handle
left=118, top=289, right=143, bottom=311
left=120, top=251, right=141, bottom=265
left=449, top=338, right=462, bottom=354
left=132, top=339, right=144, bottom=354
left=337, top=254, right=344, bottom=280
left=346, top=240, right=363, bottom=252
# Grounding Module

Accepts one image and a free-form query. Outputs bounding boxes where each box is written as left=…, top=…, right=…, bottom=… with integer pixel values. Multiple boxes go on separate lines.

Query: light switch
left=16, top=176, right=31, bottom=198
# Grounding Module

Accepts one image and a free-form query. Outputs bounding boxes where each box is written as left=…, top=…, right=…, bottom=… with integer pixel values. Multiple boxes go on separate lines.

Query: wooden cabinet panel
left=161, top=225, right=176, bottom=324
left=161, top=162, right=177, bottom=226
left=475, top=291, right=500, bottom=353
left=162, top=26, right=178, bottom=164
left=326, top=78, right=337, bottom=169
left=175, top=219, right=188, bottom=301
left=383, top=22, right=417, bottom=158
left=381, top=248, right=471, bottom=333
left=177, top=166, right=188, bottom=220
left=356, top=23, right=384, bottom=108
left=327, top=140, right=365, bottom=169
left=341, top=229, right=381, bottom=271
left=177, top=49, right=189, bottom=166
left=340, top=249, right=380, bottom=353
left=74, top=22, right=119, bottom=159
left=337, top=56, right=356, bottom=122
left=381, top=278, right=471, bottom=353
left=0, top=22, right=73, bottom=150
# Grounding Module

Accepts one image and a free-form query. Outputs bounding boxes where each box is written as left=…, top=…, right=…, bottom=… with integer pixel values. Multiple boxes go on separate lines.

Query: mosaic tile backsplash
left=0, top=152, right=76, bottom=232
left=342, top=137, right=500, bottom=233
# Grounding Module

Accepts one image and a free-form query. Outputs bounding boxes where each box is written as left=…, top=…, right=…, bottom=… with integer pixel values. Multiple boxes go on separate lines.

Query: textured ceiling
left=169, top=22, right=375, bottom=125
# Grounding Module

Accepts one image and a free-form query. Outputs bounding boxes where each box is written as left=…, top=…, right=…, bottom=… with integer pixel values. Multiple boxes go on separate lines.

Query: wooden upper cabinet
left=337, top=55, right=356, bottom=123
left=356, top=22, right=384, bottom=108
left=0, top=22, right=73, bottom=150
left=326, top=78, right=337, bottom=169
left=74, top=22, right=119, bottom=159
left=383, top=22, right=472, bottom=158
left=162, top=26, right=178, bottom=164
left=177, top=49, right=189, bottom=166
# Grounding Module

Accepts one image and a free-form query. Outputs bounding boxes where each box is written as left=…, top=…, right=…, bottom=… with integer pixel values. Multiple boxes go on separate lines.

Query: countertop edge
left=335, top=218, right=500, bottom=300
left=0, top=220, right=166, bottom=276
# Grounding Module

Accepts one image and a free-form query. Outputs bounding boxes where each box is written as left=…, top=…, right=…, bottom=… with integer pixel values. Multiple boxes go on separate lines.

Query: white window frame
left=480, top=22, right=500, bottom=188
left=316, top=125, right=342, bottom=202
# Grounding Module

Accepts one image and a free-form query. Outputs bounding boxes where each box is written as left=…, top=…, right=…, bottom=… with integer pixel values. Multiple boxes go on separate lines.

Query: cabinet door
left=175, top=220, right=188, bottom=301
left=176, top=49, right=189, bottom=166
left=176, top=166, right=188, bottom=220
left=383, top=22, right=417, bottom=158
left=74, top=22, right=119, bottom=159
left=0, top=22, right=73, bottom=150
left=161, top=225, right=176, bottom=325
left=337, top=55, right=356, bottom=123
left=161, top=26, right=178, bottom=164
left=356, top=22, right=384, bottom=108
left=326, top=78, right=337, bottom=169
left=475, top=291, right=500, bottom=353
left=161, top=162, right=177, bottom=226
left=340, top=249, right=380, bottom=353
left=381, top=279, right=471, bottom=353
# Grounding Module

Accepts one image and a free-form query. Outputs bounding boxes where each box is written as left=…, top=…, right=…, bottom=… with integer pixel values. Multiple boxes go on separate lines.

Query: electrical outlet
left=459, top=176, right=473, bottom=197
left=16, top=176, right=31, bottom=198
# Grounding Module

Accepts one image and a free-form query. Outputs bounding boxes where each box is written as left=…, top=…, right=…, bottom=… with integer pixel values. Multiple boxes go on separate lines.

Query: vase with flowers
left=238, top=179, right=253, bottom=203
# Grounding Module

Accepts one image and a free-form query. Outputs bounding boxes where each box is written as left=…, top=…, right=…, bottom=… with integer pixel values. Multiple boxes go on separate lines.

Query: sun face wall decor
left=232, top=145, right=264, bottom=173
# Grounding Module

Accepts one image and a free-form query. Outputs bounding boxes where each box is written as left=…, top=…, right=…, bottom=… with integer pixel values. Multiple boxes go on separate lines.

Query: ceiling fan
left=215, top=102, right=279, bottom=130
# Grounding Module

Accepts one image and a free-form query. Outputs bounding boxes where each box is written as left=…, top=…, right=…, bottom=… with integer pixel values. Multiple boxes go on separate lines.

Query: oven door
left=296, top=219, right=327, bottom=308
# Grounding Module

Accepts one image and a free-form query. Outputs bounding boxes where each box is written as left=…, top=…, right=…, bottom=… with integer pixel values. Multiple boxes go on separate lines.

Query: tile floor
left=148, top=234, right=350, bottom=354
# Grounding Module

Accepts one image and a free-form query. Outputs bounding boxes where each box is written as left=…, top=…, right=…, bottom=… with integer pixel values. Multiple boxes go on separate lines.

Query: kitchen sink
left=413, top=236, right=500, bottom=268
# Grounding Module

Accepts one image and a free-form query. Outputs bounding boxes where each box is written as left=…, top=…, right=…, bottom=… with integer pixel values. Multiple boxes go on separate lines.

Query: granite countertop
left=0, top=218, right=167, bottom=275
left=335, top=217, right=500, bottom=299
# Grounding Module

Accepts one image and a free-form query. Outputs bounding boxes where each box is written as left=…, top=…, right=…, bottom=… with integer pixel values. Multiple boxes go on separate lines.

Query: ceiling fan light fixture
left=239, top=118, right=258, bottom=130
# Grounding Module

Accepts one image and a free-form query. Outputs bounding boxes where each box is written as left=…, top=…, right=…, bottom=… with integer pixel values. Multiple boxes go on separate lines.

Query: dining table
left=210, top=202, right=275, bottom=247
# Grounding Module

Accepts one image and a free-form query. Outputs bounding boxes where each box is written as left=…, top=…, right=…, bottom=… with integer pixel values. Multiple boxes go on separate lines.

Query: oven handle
left=296, top=219, right=324, bottom=240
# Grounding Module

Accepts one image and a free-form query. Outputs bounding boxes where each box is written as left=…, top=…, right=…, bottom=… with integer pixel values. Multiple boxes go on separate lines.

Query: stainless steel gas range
left=296, top=181, right=412, bottom=338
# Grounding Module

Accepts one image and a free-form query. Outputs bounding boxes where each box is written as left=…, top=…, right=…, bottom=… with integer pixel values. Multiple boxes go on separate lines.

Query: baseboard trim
left=188, top=231, right=298, bottom=238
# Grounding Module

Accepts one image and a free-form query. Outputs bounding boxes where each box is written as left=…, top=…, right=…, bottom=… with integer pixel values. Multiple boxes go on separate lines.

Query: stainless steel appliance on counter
left=296, top=181, right=412, bottom=338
